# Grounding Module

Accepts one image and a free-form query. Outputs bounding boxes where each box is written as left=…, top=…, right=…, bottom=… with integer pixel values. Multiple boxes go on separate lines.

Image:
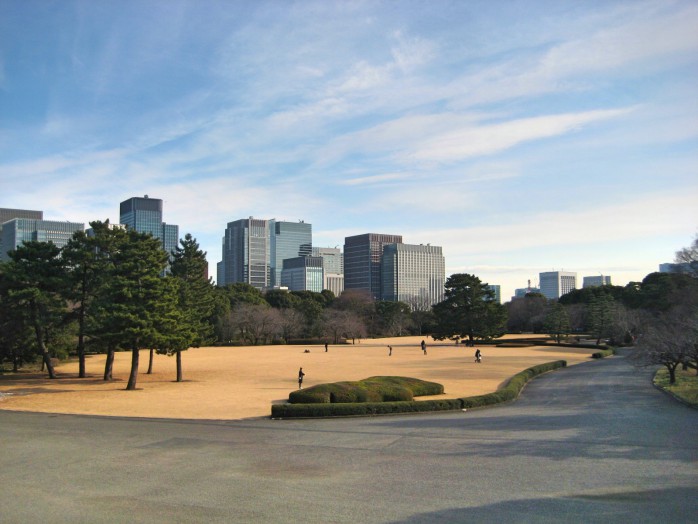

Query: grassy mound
left=272, top=360, right=567, bottom=418
left=289, top=376, right=444, bottom=404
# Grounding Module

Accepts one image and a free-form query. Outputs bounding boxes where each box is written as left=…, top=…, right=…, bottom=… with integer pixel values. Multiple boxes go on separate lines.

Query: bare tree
left=674, top=232, right=698, bottom=277
left=633, top=310, right=695, bottom=384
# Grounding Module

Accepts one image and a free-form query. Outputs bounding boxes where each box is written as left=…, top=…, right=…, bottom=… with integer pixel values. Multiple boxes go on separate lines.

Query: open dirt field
left=0, top=335, right=598, bottom=420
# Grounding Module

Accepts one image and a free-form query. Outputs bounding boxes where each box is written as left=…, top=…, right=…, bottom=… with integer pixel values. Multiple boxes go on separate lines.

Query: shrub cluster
left=288, top=376, right=444, bottom=404
left=591, top=348, right=616, bottom=359
left=271, top=361, right=567, bottom=418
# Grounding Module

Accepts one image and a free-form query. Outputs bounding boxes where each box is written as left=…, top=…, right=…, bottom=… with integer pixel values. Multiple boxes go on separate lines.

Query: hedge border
left=270, top=360, right=567, bottom=419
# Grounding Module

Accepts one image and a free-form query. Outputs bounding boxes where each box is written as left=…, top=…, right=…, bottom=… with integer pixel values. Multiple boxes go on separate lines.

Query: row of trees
left=0, top=221, right=216, bottom=389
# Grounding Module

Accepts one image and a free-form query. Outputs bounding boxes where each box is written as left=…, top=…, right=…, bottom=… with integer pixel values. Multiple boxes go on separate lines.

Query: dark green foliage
left=543, top=302, right=571, bottom=343
left=288, top=376, right=444, bottom=404
left=432, top=274, right=507, bottom=344
left=1, top=242, right=69, bottom=378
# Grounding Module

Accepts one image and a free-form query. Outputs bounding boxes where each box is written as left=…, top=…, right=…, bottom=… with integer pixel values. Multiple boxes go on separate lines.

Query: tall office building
left=119, top=195, right=179, bottom=261
left=539, top=271, right=577, bottom=300
left=0, top=207, right=43, bottom=257
left=219, top=217, right=271, bottom=289
left=218, top=217, right=313, bottom=290
left=583, top=275, right=612, bottom=288
left=281, top=256, right=324, bottom=292
left=381, top=243, right=445, bottom=308
left=312, top=246, right=344, bottom=295
left=344, top=233, right=403, bottom=300
left=270, top=220, right=312, bottom=287
left=1, top=218, right=84, bottom=261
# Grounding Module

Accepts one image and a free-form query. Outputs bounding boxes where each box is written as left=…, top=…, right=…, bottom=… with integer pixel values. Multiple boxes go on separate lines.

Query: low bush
left=272, top=361, right=567, bottom=418
left=591, top=348, right=616, bottom=359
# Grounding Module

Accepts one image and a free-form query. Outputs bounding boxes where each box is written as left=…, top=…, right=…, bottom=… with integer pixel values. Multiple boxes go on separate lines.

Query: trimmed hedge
left=271, top=360, right=567, bottom=419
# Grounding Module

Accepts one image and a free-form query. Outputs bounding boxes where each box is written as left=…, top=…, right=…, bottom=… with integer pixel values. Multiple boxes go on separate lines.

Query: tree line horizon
left=1, top=223, right=696, bottom=388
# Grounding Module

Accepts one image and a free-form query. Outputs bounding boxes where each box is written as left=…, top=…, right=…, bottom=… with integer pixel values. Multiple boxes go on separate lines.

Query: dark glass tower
left=219, top=217, right=271, bottom=289
left=344, top=233, right=402, bottom=300
left=270, top=220, right=312, bottom=287
left=119, top=195, right=179, bottom=265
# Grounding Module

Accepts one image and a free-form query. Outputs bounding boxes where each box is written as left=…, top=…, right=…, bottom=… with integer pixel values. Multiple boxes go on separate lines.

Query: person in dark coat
left=298, top=367, right=305, bottom=389
left=475, top=349, right=482, bottom=363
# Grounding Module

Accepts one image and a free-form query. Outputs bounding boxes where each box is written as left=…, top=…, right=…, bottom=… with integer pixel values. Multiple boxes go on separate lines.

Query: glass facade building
left=0, top=208, right=43, bottom=257
left=1, top=218, right=84, bottom=261
left=381, top=243, right=445, bottom=308
left=270, top=220, right=312, bottom=287
left=344, top=233, right=402, bottom=300
left=119, top=196, right=179, bottom=265
left=219, top=218, right=313, bottom=290
left=219, top=218, right=271, bottom=289
left=312, top=246, right=344, bottom=295
left=281, top=256, right=324, bottom=292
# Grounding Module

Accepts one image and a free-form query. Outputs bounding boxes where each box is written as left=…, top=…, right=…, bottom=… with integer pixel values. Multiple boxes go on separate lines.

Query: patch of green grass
left=654, top=368, right=698, bottom=407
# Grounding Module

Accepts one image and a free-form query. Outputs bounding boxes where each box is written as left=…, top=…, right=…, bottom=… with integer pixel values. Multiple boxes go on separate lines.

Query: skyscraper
left=344, top=233, right=402, bottom=300
left=219, top=217, right=270, bottom=289
left=1, top=218, right=84, bottom=261
left=218, top=217, right=313, bottom=290
left=381, top=243, right=445, bottom=308
left=539, top=271, right=577, bottom=300
left=119, top=195, right=179, bottom=261
left=270, top=220, right=312, bottom=287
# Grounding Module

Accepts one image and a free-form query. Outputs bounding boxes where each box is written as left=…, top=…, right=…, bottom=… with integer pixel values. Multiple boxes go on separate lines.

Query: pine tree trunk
left=668, top=365, right=677, bottom=385
left=147, top=348, right=154, bottom=374
left=176, top=351, right=182, bottom=382
left=33, top=319, right=56, bottom=379
left=126, top=348, right=139, bottom=390
left=78, top=332, right=86, bottom=378
left=104, top=348, right=115, bottom=381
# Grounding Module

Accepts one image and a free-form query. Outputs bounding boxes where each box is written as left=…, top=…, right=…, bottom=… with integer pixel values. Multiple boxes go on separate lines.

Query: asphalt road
left=1, top=351, right=697, bottom=523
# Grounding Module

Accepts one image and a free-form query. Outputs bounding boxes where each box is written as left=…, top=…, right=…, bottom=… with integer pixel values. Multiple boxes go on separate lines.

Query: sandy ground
left=0, top=335, right=597, bottom=420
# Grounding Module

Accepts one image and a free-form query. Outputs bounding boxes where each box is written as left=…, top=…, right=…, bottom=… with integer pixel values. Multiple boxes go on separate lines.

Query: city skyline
left=1, top=1, right=696, bottom=301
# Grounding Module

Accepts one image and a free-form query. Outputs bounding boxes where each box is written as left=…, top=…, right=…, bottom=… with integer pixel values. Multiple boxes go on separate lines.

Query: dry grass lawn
left=0, top=335, right=597, bottom=420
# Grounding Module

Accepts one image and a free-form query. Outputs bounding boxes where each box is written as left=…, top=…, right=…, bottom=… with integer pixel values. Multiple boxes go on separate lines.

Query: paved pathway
left=1, top=351, right=697, bottom=523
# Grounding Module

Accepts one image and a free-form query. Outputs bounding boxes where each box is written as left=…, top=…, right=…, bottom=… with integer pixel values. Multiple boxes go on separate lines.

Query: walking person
left=475, top=348, right=482, bottom=363
left=388, top=345, right=392, bottom=356
left=421, top=339, right=427, bottom=355
left=298, top=367, right=305, bottom=389
left=325, top=342, right=328, bottom=352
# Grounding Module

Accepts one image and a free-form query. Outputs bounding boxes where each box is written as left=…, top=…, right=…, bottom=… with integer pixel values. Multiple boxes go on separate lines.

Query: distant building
left=281, top=256, right=324, bottom=292
left=270, top=220, right=312, bottom=287
left=659, top=262, right=696, bottom=275
left=539, top=271, right=577, bottom=300
left=119, top=195, right=179, bottom=265
left=219, top=217, right=271, bottom=289
left=583, top=275, right=612, bottom=288
left=513, top=287, right=541, bottom=299
left=1, top=218, right=84, bottom=261
left=487, top=284, right=502, bottom=304
left=344, top=233, right=403, bottom=300
left=312, top=246, right=344, bottom=295
left=0, top=207, right=43, bottom=257
left=380, top=243, right=445, bottom=308
left=218, top=217, right=312, bottom=290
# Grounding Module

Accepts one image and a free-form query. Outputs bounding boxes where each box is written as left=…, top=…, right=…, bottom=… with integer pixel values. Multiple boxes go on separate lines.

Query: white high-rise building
left=539, top=271, right=577, bottom=300
left=381, top=243, right=445, bottom=309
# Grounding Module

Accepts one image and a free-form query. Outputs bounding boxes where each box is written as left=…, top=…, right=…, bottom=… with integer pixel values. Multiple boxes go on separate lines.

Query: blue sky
left=1, top=0, right=696, bottom=300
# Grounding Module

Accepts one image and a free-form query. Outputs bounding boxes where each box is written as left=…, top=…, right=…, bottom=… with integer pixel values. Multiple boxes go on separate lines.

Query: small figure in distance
left=388, top=345, right=392, bottom=356
left=304, top=349, right=310, bottom=353
left=325, top=342, right=328, bottom=352
left=298, top=367, right=305, bottom=389
left=421, top=339, right=427, bottom=355
left=475, top=348, right=482, bottom=363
